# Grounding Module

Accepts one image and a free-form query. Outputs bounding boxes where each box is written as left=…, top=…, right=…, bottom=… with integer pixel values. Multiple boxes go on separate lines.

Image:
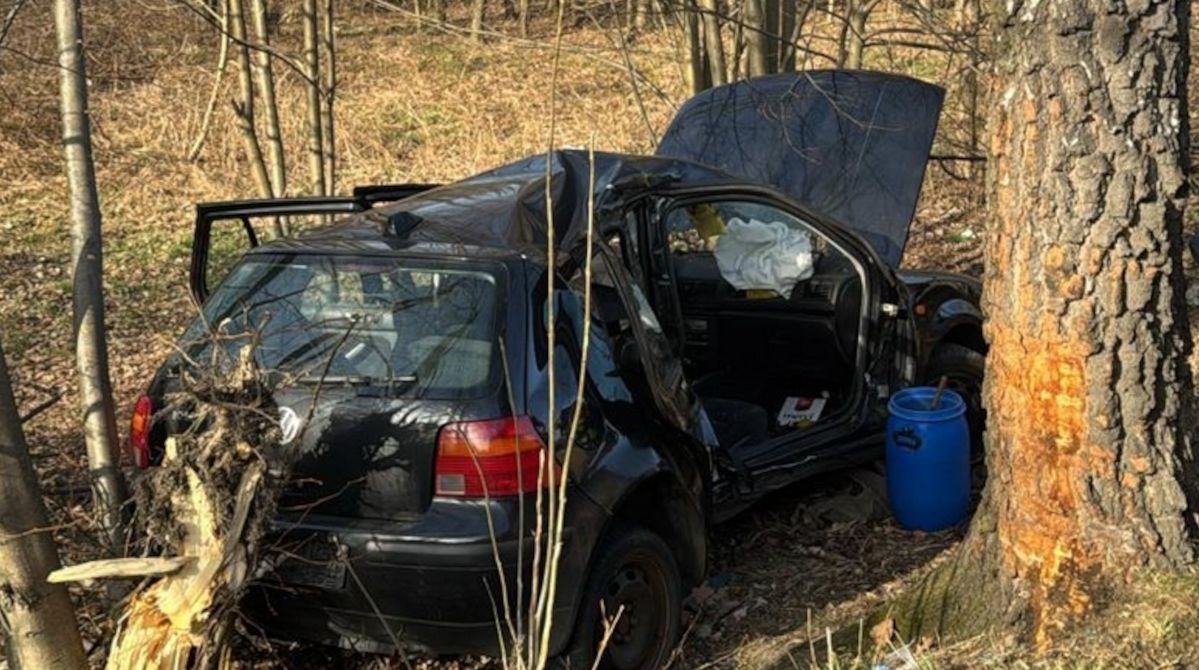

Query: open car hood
left=656, top=71, right=945, bottom=267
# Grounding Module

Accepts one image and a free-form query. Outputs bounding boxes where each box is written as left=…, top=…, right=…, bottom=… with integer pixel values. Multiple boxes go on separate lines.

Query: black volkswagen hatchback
left=132, top=71, right=986, bottom=668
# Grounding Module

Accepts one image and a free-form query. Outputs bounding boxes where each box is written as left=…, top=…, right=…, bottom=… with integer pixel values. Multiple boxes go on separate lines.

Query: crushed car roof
left=285, top=150, right=741, bottom=265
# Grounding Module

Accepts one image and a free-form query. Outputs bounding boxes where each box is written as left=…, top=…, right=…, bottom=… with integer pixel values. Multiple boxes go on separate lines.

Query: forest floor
left=1, top=2, right=1197, bottom=668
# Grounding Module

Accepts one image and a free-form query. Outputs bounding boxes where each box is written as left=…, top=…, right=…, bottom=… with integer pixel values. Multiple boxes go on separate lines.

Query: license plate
left=264, top=541, right=347, bottom=590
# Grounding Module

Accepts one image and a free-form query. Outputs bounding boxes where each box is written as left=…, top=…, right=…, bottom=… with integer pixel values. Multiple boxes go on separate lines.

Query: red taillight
left=434, top=416, right=555, bottom=498
left=129, top=394, right=153, bottom=469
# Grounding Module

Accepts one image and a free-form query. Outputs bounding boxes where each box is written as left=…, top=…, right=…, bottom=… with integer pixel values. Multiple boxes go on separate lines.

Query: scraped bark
left=0, top=339, right=87, bottom=670
left=55, top=0, right=129, bottom=547
left=249, top=0, right=287, bottom=198
left=894, top=0, right=1196, bottom=650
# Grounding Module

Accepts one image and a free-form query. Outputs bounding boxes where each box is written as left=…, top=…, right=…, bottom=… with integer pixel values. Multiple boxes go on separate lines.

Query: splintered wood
left=50, top=440, right=265, bottom=669
left=50, top=350, right=280, bottom=669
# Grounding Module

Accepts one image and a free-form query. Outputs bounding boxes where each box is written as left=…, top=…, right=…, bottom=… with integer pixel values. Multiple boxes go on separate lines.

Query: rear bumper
left=245, top=494, right=604, bottom=657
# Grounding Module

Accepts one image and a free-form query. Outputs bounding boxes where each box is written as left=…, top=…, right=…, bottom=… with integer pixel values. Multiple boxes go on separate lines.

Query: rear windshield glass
left=182, top=253, right=501, bottom=398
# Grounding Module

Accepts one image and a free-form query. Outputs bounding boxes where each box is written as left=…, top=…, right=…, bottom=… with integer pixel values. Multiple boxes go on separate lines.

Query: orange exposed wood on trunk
left=987, top=317, right=1097, bottom=649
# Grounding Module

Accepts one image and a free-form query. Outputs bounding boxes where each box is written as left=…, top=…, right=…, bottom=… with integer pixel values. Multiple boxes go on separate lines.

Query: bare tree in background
left=249, top=0, right=287, bottom=198
left=0, top=338, right=86, bottom=670
left=303, top=0, right=326, bottom=195
left=228, top=0, right=278, bottom=231
left=470, top=0, right=487, bottom=41
left=186, top=0, right=230, bottom=161
left=697, top=0, right=726, bottom=85
left=54, top=0, right=129, bottom=547
left=321, top=0, right=336, bottom=194
left=836, top=0, right=881, bottom=68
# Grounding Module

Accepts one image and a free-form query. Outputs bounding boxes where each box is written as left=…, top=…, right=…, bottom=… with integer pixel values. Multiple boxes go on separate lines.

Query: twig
left=19, top=388, right=63, bottom=424
left=187, top=0, right=231, bottom=162
left=0, top=0, right=30, bottom=50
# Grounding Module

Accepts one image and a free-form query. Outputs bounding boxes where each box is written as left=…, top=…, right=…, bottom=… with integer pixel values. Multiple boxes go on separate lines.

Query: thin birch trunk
left=54, top=0, right=128, bottom=548
left=228, top=0, right=275, bottom=208
left=0, top=338, right=87, bottom=670
left=249, top=0, right=287, bottom=198
left=302, top=0, right=326, bottom=196
left=684, top=0, right=706, bottom=93
left=697, top=0, right=726, bottom=86
left=187, top=0, right=230, bottom=162
left=321, top=0, right=336, bottom=195
left=470, top=0, right=486, bottom=42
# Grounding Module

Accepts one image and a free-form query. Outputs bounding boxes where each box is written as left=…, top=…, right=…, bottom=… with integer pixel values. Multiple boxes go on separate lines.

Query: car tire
left=556, top=524, right=682, bottom=670
left=923, top=342, right=986, bottom=456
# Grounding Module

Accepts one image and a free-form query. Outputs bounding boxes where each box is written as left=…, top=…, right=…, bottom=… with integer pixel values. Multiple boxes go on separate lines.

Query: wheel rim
left=597, top=552, right=670, bottom=670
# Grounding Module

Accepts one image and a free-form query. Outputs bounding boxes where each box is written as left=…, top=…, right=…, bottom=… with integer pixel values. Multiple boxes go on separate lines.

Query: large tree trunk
left=302, top=0, right=326, bottom=196
left=0, top=339, right=86, bottom=670
left=54, top=0, right=129, bottom=547
left=248, top=0, right=286, bottom=198
left=897, top=0, right=1195, bottom=649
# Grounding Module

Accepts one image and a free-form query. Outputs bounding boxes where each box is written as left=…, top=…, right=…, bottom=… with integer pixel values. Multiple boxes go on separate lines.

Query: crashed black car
left=130, top=71, right=985, bottom=668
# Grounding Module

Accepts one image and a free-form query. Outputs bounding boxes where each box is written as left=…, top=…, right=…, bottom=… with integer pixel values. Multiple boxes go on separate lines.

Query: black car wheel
left=559, top=525, right=681, bottom=670
left=923, top=343, right=987, bottom=457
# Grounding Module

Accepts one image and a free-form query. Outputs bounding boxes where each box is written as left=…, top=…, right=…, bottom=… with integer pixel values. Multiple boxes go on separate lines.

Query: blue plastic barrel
left=885, top=387, right=970, bottom=531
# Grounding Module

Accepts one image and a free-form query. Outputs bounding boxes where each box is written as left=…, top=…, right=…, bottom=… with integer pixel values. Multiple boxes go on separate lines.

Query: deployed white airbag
left=712, top=217, right=814, bottom=298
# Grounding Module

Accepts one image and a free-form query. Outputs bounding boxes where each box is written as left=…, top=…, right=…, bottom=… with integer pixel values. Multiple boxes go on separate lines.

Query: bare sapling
left=55, top=0, right=130, bottom=548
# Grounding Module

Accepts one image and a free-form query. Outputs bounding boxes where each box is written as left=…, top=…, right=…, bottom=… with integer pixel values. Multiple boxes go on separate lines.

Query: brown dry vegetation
left=1, top=1, right=1195, bottom=668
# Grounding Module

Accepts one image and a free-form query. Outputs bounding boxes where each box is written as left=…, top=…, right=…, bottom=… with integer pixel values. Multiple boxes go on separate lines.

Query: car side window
left=663, top=200, right=843, bottom=301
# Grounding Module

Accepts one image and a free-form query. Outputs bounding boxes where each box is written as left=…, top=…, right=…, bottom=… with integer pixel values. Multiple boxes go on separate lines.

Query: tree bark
left=697, top=0, right=726, bottom=86
left=898, top=0, right=1196, bottom=650
left=54, top=0, right=129, bottom=548
left=776, top=0, right=797, bottom=72
left=744, top=0, right=768, bottom=76
left=186, top=0, right=230, bottom=162
left=0, top=339, right=87, bottom=670
left=470, top=0, right=486, bottom=41
left=227, top=0, right=274, bottom=199
left=684, top=0, right=710, bottom=94
left=302, top=0, right=326, bottom=196
left=249, top=0, right=286, bottom=198
left=321, top=0, right=336, bottom=195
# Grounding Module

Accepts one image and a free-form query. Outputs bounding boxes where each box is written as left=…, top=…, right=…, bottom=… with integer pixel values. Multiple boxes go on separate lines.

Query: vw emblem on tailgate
left=279, top=406, right=304, bottom=445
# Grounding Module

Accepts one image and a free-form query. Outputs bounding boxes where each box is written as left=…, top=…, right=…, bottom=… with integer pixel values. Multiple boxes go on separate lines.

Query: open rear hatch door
left=189, top=184, right=438, bottom=304
left=656, top=71, right=944, bottom=267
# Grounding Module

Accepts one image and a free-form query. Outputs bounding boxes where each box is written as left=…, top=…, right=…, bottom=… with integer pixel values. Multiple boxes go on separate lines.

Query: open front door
left=189, top=185, right=438, bottom=304
left=639, top=188, right=898, bottom=487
